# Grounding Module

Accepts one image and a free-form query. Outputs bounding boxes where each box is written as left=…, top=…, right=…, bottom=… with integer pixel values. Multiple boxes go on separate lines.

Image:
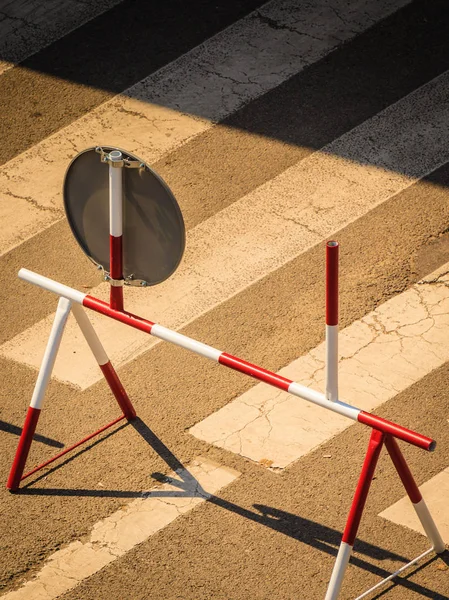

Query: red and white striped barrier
left=14, top=267, right=438, bottom=453
left=6, top=147, right=444, bottom=598
left=8, top=253, right=445, bottom=598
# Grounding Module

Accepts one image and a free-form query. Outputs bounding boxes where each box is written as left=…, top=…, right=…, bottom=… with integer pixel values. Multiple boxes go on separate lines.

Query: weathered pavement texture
left=0, top=1, right=448, bottom=599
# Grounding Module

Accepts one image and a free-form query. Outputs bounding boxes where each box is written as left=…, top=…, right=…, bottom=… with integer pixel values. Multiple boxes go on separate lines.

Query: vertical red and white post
left=109, top=150, right=124, bottom=311
left=326, top=240, right=339, bottom=402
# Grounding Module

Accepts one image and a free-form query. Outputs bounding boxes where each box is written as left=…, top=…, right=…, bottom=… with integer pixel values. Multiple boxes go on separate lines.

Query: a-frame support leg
left=71, top=305, right=136, bottom=420
left=384, top=435, right=445, bottom=554
left=6, top=299, right=136, bottom=492
left=325, top=430, right=445, bottom=600
left=7, top=297, right=72, bottom=491
left=325, top=429, right=384, bottom=600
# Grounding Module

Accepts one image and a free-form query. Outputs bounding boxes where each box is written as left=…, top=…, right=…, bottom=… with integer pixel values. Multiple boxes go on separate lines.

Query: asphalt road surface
left=0, top=1, right=448, bottom=599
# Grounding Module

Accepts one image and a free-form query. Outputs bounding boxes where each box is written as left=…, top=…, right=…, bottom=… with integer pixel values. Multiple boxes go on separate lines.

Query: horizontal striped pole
left=18, top=268, right=436, bottom=452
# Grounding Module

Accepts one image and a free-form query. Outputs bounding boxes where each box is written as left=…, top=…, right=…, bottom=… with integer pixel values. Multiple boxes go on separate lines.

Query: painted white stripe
left=2, top=73, right=449, bottom=390
left=71, top=305, right=109, bottom=366
left=150, top=324, right=222, bottom=362
left=30, top=298, right=72, bottom=409
left=379, top=472, right=449, bottom=548
left=190, top=264, right=449, bottom=469
left=0, top=0, right=409, bottom=257
left=0, top=1, right=122, bottom=75
left=1, top=458, right=240, bottom=600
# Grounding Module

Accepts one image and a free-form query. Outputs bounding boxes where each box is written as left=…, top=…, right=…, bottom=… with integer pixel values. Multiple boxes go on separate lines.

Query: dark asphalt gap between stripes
left=1, top=0, right=449, bottom=172
left=219, top=0, right=449, bottom=173
left=0, top=0, right=267, bottom=165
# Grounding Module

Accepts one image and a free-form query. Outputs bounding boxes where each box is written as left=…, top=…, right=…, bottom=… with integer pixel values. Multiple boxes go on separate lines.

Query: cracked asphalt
left=0, top=1, right=449, bottom=599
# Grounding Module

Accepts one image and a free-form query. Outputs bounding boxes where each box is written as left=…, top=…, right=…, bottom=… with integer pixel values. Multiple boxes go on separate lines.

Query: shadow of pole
left=1, top=419, right=64, bottom=448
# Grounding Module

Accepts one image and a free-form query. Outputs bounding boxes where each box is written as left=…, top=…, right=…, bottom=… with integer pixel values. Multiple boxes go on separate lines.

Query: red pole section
left=219, top=353, right=292, bottom=390
left=7, top=407, right=41, bottom=491
left=384, top=435, right=422, bottom=504
left=342, top=429, right=384, bottom=546
left=109, top=150, right=124, bottom=312
left=20, top=415, right=126, bottom=483
left=358, top=412, right=435, bottom=452
left=83, top=295, right=154, bottom=333
left=110, top=236, right=124, bottom=312
left=100, top=362, right=136, bottom=420
left=326, top=241, right=339, bottom=326
left=326, top=241, right=339, bottom=402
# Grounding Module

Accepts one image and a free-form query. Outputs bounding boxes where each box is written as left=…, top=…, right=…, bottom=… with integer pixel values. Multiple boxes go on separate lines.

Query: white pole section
left=413, top=499, right=446, bottom=554
left=30, top=297, right=72, bottom=409
left=325, top=324, right=338, bottom=401
left=150, top=324, right=222, bottom=362
left=287, top=382, right=360, bottom=421
left=19, top=269, right=86, bottom=304
left=324, top=541, right=352, bottom=600
left=109, top=150, right=123, bottom=237
left=71, top=304, right=109, bottom=366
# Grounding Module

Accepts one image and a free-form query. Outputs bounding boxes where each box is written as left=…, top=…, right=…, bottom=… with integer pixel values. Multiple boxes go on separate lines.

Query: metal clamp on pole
left=104, top=275, right=124, bottom=287
left=95, top=146, right=144, bottom=169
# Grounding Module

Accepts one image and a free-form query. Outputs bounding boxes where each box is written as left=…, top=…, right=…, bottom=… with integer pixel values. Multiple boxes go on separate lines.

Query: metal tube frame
left=6, top=299, right=136, bottom=492
left=325, top=431, right=445, bottom=599
left=7, top=242, right=444, bottom=600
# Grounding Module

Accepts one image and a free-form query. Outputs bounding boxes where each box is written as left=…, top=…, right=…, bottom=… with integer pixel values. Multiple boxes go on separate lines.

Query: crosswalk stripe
left=190, top=264, right=449, bottom=469
left=0, top=0, right=410, bottom=258
left=1, top=458, right=240, bottom=600
left=1, top=71, right=448, bottom=389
